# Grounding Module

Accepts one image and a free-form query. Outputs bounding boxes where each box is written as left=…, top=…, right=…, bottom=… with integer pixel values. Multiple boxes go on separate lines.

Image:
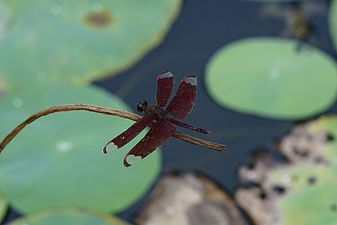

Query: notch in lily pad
left=0, top=192, right=7, bottom=224
left=8, top=208, right=131, bottom=225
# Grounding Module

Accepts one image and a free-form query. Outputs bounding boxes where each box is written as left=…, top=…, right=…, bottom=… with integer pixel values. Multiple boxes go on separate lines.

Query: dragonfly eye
left=137, top=100, right=148, bottom=113
left=137, top=103, right=144, bottom=112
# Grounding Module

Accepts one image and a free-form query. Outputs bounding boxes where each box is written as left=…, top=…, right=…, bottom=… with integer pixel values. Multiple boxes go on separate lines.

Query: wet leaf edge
left=0, top=193, right=8, bottom=224
left=8, top=208, right=131, bottom=225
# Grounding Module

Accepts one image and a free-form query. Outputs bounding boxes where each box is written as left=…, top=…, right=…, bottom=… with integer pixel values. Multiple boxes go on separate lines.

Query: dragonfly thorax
left=137, top=100, right=167, bottom=118
left=151, top=105, right=167, bottom=118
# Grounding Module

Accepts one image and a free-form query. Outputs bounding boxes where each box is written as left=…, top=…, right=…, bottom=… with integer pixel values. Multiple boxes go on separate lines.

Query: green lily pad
left=309, top=115, right=337, bottom=164
left=0, top=192, right=8, bottom=223
left=9, top=208, right=130, bottom=225
left=330, top=0, right=337, bottom=57
left=236, top=115, right=337, bottom=225
left=275, top=116, right=337, bottom=225
left=269, top=164, right=337, bottom=225
left=0, top=0, right=181, bottom=91
left=205, top=38, right=337, bottom=119
left=0, top=84, right=161, bottom=213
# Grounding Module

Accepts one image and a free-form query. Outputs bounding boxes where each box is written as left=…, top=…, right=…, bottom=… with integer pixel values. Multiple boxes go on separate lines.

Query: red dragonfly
left=103, top=72, right=209, bottom=167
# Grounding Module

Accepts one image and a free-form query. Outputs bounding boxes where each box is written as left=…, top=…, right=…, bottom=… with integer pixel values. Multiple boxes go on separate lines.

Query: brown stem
left=0, top=104, right=226, bottom=153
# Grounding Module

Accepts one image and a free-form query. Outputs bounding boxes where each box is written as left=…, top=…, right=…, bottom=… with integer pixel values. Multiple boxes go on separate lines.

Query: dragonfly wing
left=156, top=71, right=174, bottom=107
left=124, top=119, right=176, bottom=167
left=167, top=117, right=210, bottom=134
left=103, top=113, right=157, bottom=153
left=166, top=75, right=197, bottom=119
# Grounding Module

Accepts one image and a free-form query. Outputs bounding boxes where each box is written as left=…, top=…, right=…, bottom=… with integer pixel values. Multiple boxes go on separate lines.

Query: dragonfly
left=103, top=72, right=210, bottom=167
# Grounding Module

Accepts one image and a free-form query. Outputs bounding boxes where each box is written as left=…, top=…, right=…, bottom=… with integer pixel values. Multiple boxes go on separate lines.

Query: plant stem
left=0, top=104, right=226, bottom=152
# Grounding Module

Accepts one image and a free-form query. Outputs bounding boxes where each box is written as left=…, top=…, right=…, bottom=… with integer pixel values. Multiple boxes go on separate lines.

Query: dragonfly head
left=136, top=100, right=148, bottom=113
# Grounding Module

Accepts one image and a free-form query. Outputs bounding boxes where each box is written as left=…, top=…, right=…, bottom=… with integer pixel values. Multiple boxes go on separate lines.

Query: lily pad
left=205, top=38, right=337, bottom=119
left=0, top=0, right=181, bottom=91
left=308, top=115, right=337, bottom=163
left=9, top=208, right=130, bottom=225
left=272, top=165, right=337, bottom=225
left=236, top=115, right=337, bottom=225
left=330, top=0, right=337, bottom=50
left=0, top=192, right=8, bottom=223
left=0, top=84, right=161, bottom=213
left=237, top=164, right=337, bottom=225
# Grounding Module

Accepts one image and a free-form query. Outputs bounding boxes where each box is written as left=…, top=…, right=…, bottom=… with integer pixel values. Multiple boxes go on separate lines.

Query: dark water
left=3, top=0, right=337, bottom=223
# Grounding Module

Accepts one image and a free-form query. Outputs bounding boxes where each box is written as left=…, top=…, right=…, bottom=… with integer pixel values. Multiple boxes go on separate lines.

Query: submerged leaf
left=205, top=38, right=337, bottom=119
left=138, top=172, right=246, bottom=225
left=0, top=84, right=161, bottom=213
